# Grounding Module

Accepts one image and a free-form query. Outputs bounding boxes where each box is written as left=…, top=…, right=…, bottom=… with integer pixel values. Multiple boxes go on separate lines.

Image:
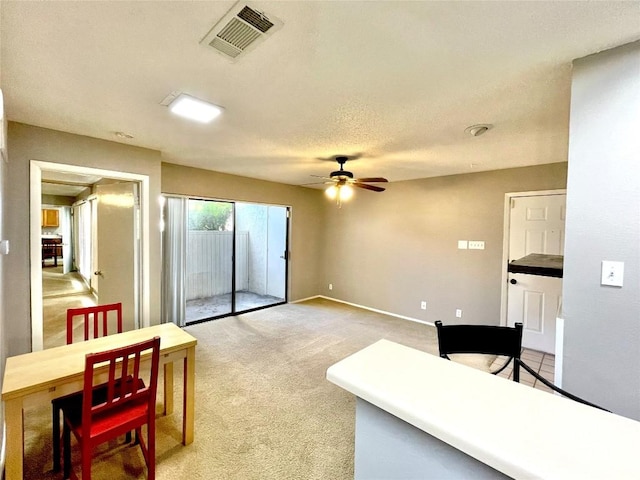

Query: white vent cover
left=201, top=2, right=283, bottom=61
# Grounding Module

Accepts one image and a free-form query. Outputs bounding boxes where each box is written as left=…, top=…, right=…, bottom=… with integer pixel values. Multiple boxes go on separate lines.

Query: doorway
left=30, top=161, right=150, bottom=351
left=162, top=196, right=289, bottom=325
left=501, top=190, right=566, bottom=354
left=41, top=201, right=95, bottom=348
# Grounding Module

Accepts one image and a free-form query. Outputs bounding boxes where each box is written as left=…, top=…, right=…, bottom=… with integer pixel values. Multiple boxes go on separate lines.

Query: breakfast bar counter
left=326, top=339, right=640, bottom=479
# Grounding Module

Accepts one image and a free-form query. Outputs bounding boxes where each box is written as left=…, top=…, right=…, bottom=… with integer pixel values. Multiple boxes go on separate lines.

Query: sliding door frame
left=162, top=193, right=290, bottom=324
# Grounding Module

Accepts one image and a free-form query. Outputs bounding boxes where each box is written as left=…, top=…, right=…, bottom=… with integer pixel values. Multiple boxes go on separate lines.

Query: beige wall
left=5, top=122, right=162, bottom=356
left=2, top=122, right=567, bottom=357
left=161, top=162, right=326, bottom=302
left=321, top=162, right=568, bottom=325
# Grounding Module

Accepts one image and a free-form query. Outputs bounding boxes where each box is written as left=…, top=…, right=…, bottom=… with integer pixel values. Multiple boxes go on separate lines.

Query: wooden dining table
left=1, top=322, right=197, bottom=480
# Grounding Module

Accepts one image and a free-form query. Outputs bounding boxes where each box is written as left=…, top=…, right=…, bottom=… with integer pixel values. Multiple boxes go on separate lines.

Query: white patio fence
left=185, top=231, right=249, bottom=300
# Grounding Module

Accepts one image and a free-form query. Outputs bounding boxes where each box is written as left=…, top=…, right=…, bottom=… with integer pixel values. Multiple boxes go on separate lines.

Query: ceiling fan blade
left=354, top=182, right=385, bottom=192
left=354, top=177, right=388, bottom=183
left=301, top=180, right=336, bottom=186
left=310, top=174, right=334, bottom=180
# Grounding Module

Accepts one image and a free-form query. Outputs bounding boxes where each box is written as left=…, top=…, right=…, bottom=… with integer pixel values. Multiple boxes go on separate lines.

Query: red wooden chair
left=66, top=302, right=123, bottom=344
left=52, top=303, right=124, bottom=472
left=62, top=336, right=161, bottom=480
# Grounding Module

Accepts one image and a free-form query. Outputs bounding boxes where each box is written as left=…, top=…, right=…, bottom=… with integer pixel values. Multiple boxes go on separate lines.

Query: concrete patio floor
left=186, top=291, right=285, bottom=323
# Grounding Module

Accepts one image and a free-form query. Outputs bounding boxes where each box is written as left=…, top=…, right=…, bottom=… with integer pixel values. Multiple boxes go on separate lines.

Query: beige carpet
left=23, top=297, right=495, bottom=479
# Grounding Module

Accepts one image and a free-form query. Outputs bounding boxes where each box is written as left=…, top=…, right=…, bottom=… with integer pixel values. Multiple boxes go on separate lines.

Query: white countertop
left=327, top=339, right=640, bottom=479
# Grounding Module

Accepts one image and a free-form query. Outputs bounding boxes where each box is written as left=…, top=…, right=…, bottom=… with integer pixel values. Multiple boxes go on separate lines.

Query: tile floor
left=491, top=348, right=556, bottom=393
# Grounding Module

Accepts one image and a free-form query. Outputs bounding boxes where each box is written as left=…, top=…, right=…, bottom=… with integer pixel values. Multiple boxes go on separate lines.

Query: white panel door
left=94, top=182, right=139, bottom=332
left=507, top=194, right=566, bottom=353
left=61, top=206, right=73, bottom=274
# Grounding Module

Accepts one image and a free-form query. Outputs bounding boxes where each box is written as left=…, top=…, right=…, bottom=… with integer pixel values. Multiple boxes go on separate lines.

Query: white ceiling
left=41, top=171, right=103, bottom=197
left=2, top=1, right=639, bottom=188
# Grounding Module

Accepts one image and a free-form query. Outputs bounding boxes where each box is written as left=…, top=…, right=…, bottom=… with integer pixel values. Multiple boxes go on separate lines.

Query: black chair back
left=435, top=320, right=523, bottom=380
left=434, top=320, right=609, bottom=411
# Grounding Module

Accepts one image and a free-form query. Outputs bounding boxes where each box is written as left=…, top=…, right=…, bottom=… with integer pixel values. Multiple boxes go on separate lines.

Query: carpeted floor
left=22, top=297, right=494, bottom=479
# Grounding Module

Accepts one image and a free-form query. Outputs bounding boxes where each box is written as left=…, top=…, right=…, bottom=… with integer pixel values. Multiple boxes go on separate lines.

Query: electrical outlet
left=455, top=309, right=462, bottom=318
left=468, top=241, right=485, bottom=250
left=420, top=301, right=427, bottom=310
left=328, top=283, right=333, bottom=290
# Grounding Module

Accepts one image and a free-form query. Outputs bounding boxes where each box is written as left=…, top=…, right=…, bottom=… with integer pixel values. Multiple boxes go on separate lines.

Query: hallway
left=42, top=266, right=95, bottom=349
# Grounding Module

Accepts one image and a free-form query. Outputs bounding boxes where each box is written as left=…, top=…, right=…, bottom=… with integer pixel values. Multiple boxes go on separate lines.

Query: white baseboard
left=292, top=295, right=435, bottom=327
left=554, top=317, right=564, bottom=388
left=290, top=295, right=324, bottom=304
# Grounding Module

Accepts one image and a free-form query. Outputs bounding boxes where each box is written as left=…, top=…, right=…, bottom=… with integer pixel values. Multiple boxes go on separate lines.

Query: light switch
left=469, top=241, right=485, bottom=250
left=458, top=240, right=468, bottom=250
left=601, top=261, right=624, bottom=287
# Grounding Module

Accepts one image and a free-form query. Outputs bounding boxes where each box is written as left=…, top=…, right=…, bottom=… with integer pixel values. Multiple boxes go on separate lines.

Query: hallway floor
left=42, top=266, right=95, bottom=349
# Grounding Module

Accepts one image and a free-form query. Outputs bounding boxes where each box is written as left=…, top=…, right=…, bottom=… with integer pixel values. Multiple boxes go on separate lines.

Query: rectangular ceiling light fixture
left=168, top=93, right=223, bottom=123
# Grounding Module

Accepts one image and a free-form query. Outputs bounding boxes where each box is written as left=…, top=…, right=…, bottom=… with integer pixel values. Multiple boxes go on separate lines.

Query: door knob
left=510, top=278, right=517, bottom=285
left=94, top=270, right=103, bottom=276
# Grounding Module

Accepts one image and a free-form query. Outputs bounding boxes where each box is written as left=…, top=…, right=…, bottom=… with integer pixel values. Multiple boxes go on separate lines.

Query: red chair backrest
left=81, top=336, right=160, bottom=433
left=66, top=303, right=123, bottom=344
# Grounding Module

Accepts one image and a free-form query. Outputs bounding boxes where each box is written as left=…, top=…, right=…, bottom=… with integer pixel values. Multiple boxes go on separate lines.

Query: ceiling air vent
left=201, top=2, right=283, bottom=61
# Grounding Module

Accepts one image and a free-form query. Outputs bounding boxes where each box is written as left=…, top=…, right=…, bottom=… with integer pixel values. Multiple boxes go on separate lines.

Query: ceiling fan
left=311, top=156, right=388, bottom=207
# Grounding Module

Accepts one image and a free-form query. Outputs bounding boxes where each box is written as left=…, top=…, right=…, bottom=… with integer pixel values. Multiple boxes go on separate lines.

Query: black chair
left=435, top=320, right=523, bottom=381
left=435, top=320, right=609, bottom=412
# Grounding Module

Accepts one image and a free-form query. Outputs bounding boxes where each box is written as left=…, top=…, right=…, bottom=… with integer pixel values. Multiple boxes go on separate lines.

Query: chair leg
left=148, top=422, right=156, bottom=480
left=52, top=404, right=61, bottom=472
left=82, top=448, right=91, bottom=480
left=81, top=443, right=92, bottom=480
left=63, top=422, right=71, bottom=480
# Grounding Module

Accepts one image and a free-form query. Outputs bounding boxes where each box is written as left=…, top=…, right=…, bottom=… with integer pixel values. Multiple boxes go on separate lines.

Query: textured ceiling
left=2, top=1, right=639, bottom=188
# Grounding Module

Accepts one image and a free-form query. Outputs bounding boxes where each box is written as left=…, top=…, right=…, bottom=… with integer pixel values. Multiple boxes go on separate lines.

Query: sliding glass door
left=185, top=198, right=234, bottom=322
left=162, top=196, right=288, bottom=325
left=235, top=203, right=288, bottom=311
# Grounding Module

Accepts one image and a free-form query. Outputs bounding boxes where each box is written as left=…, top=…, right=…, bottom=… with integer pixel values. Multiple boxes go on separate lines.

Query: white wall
left=236, top=203, right=268, bottom=295
left=563, top=41, right=640, bottom=418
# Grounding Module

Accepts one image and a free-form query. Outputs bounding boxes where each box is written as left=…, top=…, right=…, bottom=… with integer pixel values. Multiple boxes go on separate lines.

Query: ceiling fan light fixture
left=339, top=184, right=353, bottom=201
left=325, top=185, right=338, bottom=200
left=168, top=93, right=223, bottom=123
left=318, top=155, right=388, bottom=207
left=325, top=183, right=354, bottom=207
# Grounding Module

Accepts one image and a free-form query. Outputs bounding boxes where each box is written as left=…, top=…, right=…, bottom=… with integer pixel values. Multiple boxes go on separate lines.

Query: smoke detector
left=465, top=124, right=493, bottom=137
left=201, top=2, right=283, bottom=62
